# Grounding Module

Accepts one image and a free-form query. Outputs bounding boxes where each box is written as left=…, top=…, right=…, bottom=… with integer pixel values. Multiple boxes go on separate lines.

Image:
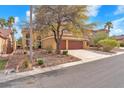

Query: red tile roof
left=93, top=29, right=109, bottom=33
left=0, top=29, right=12, bottom=39
left=113, top=35, right=124, bottom=40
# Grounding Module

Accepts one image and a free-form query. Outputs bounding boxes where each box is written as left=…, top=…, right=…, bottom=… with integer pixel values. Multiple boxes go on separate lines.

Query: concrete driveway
left=68, top=49, right=124, bottom=63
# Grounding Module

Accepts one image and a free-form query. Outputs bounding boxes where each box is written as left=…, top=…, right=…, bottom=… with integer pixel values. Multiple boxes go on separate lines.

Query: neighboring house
left=0, top=29, right=13, bottom=54
left=93, top=29, right=109, bottom=34
left=22, top=28, right=90, bottom=50
left=22, top=28, right=42, bottom=49
left=86, top=29, right=109, bottom=46
left=113, top=35, right=124, bottom=42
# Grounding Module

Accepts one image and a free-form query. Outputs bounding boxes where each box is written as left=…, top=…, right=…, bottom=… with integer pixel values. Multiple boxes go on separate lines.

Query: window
left=26, top=34, right=30, bottom=39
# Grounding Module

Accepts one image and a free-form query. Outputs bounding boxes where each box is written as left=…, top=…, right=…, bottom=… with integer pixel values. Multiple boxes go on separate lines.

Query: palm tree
left=0, top=18, right=6, bottom=29
left=29, top=5, right=33, bottom=63
left=7, top=16, right=15, bottom=51
left=104, top=21, right=113, bottom=34
left=8, top=16, right=15, bottom=28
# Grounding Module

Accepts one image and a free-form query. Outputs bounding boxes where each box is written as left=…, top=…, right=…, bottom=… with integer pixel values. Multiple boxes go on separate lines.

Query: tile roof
left=93, top=29, right=109, bottom=33
left=113, top=35, right=124, bottom=40
left=0, top=29, right=12, bottom=39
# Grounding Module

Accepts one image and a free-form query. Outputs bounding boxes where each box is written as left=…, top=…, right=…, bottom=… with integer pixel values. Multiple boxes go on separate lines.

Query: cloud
left=13, top=17, right=21, bottom=39
left=13, top=24, right=22, bottom=39
left=85, top=5, right=102, bottom=17
left=15, top=26, right=22, bottom=39
left=26, top=10, right=30, bottom=17
left=14, top=16, right=19, bottom=24
left=114, top=5, right=124, bottom=15
left=26, top=10, right=35, bottom=21
left=110, top=17, right=124, bottom=36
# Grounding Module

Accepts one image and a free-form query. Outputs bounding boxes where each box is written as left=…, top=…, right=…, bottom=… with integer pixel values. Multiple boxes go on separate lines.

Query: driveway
left=1, top=54, right=124, bottom=88
left=68, top=49, right=124, bottom=62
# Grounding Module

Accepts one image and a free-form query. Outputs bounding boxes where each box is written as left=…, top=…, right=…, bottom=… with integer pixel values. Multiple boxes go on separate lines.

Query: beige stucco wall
left=83, top=40, right=89, bottom=49
left=21, top=29, right=92, bottom=50
left=22, top=33, right=27, bottom=49
left=22, top=30, right=42, bottom=49
left=42, top=37, right=56, bottom=49
left=41, top=36, right=87, bottom=50
left=0, top=37, right=6, bottom=54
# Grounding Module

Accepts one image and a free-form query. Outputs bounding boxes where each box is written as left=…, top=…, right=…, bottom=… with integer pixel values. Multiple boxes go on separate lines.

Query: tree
left=29, top=5, right=33, bottom=63
left=12, top=27, right=17, bottom=34
left=8, top=16, right=15, bottom=28
left=34, top=5, right=90, bottom=54
left=17, top=37, right=22, bottom=45
left=104, top=21, right=113, bottom=34
left=7, top=16, right=16, bottom=51
left=92, top=31, right=108, bottom=46
left=16, top=37, right=22, bottom=48
left=80, top=23, right=97, bottom=42
left=0, top=18, right=6, bottom=29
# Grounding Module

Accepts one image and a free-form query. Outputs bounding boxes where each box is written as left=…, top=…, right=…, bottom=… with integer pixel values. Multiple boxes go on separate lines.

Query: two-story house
left=21, top=28, right=91, bottom=50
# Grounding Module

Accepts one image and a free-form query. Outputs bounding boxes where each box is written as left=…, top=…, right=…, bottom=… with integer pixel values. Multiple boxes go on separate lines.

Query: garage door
left=60, top=40, right=66, bottom=50
left=68, top=40, right=83, bottom=49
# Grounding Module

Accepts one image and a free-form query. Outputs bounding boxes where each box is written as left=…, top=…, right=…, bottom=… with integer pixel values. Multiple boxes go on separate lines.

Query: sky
left=0, top=5, right=30, bottom=39
left=0, top=5, right=124, bottom=39
left=86, top=5, right=124, bottom=36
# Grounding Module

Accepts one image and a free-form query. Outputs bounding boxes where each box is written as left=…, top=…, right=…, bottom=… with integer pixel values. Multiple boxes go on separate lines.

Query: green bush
left=37, top=58, right=44, bottom=65
left=46, top=46, right=53, bottom=53
left=120, top=42, right=124, bottom=47
left=98, top=39, right=118, bottom=52
left=92, top=31, right=108, bottom=45
left=62, top=50, right=68, bottom=55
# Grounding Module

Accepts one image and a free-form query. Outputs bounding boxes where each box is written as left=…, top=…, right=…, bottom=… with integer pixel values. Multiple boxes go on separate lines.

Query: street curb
left=0, top=52, right=124, bottom=83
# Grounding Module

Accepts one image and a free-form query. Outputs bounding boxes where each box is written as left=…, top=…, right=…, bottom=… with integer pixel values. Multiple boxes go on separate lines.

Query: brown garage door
left=68, top=40, right=83, bottom=49
left=60, top=40, right=66, bottom=50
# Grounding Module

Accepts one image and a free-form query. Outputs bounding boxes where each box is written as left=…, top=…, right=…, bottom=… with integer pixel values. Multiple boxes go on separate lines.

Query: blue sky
left=0, top=5, right=124, bottom=39
left=86, top=5, right=124, bottom=36
left=0, top=5, right=30, bottom=39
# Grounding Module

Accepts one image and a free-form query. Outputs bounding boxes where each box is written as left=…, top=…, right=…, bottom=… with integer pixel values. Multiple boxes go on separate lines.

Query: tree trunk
left=56, top=41, right=61, bottom=54
left=12, top=32, right=15, bottom=51
left=51, top=24, right=63, bottom=54
left=29, top=5, right=33, bottom=63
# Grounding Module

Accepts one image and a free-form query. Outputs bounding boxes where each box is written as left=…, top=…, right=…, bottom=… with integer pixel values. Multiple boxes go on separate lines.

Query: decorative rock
left=4, top=68, right=16, bottom=75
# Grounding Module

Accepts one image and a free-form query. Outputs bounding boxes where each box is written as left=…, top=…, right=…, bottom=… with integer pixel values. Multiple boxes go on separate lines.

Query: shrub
left=92, top=31, right=108, bottom=45
left=98, top=39, right=118, bottom=52
left=22, top=57, right=31, bottom=69
left=62, top=50, right=68, bottom=55
left=36, top=58, right=44, bottom=65
left=46, top=46, right=53, bottom=53
left=120, top=42, right=124, bottom=47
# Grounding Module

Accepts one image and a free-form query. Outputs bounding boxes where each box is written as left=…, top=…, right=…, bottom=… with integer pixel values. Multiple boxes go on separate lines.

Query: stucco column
left=66, top=40, right=68, bottom=50
left=22, top=34, right=26, bottom=50
left=83, top=41, right=88, bottom=49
